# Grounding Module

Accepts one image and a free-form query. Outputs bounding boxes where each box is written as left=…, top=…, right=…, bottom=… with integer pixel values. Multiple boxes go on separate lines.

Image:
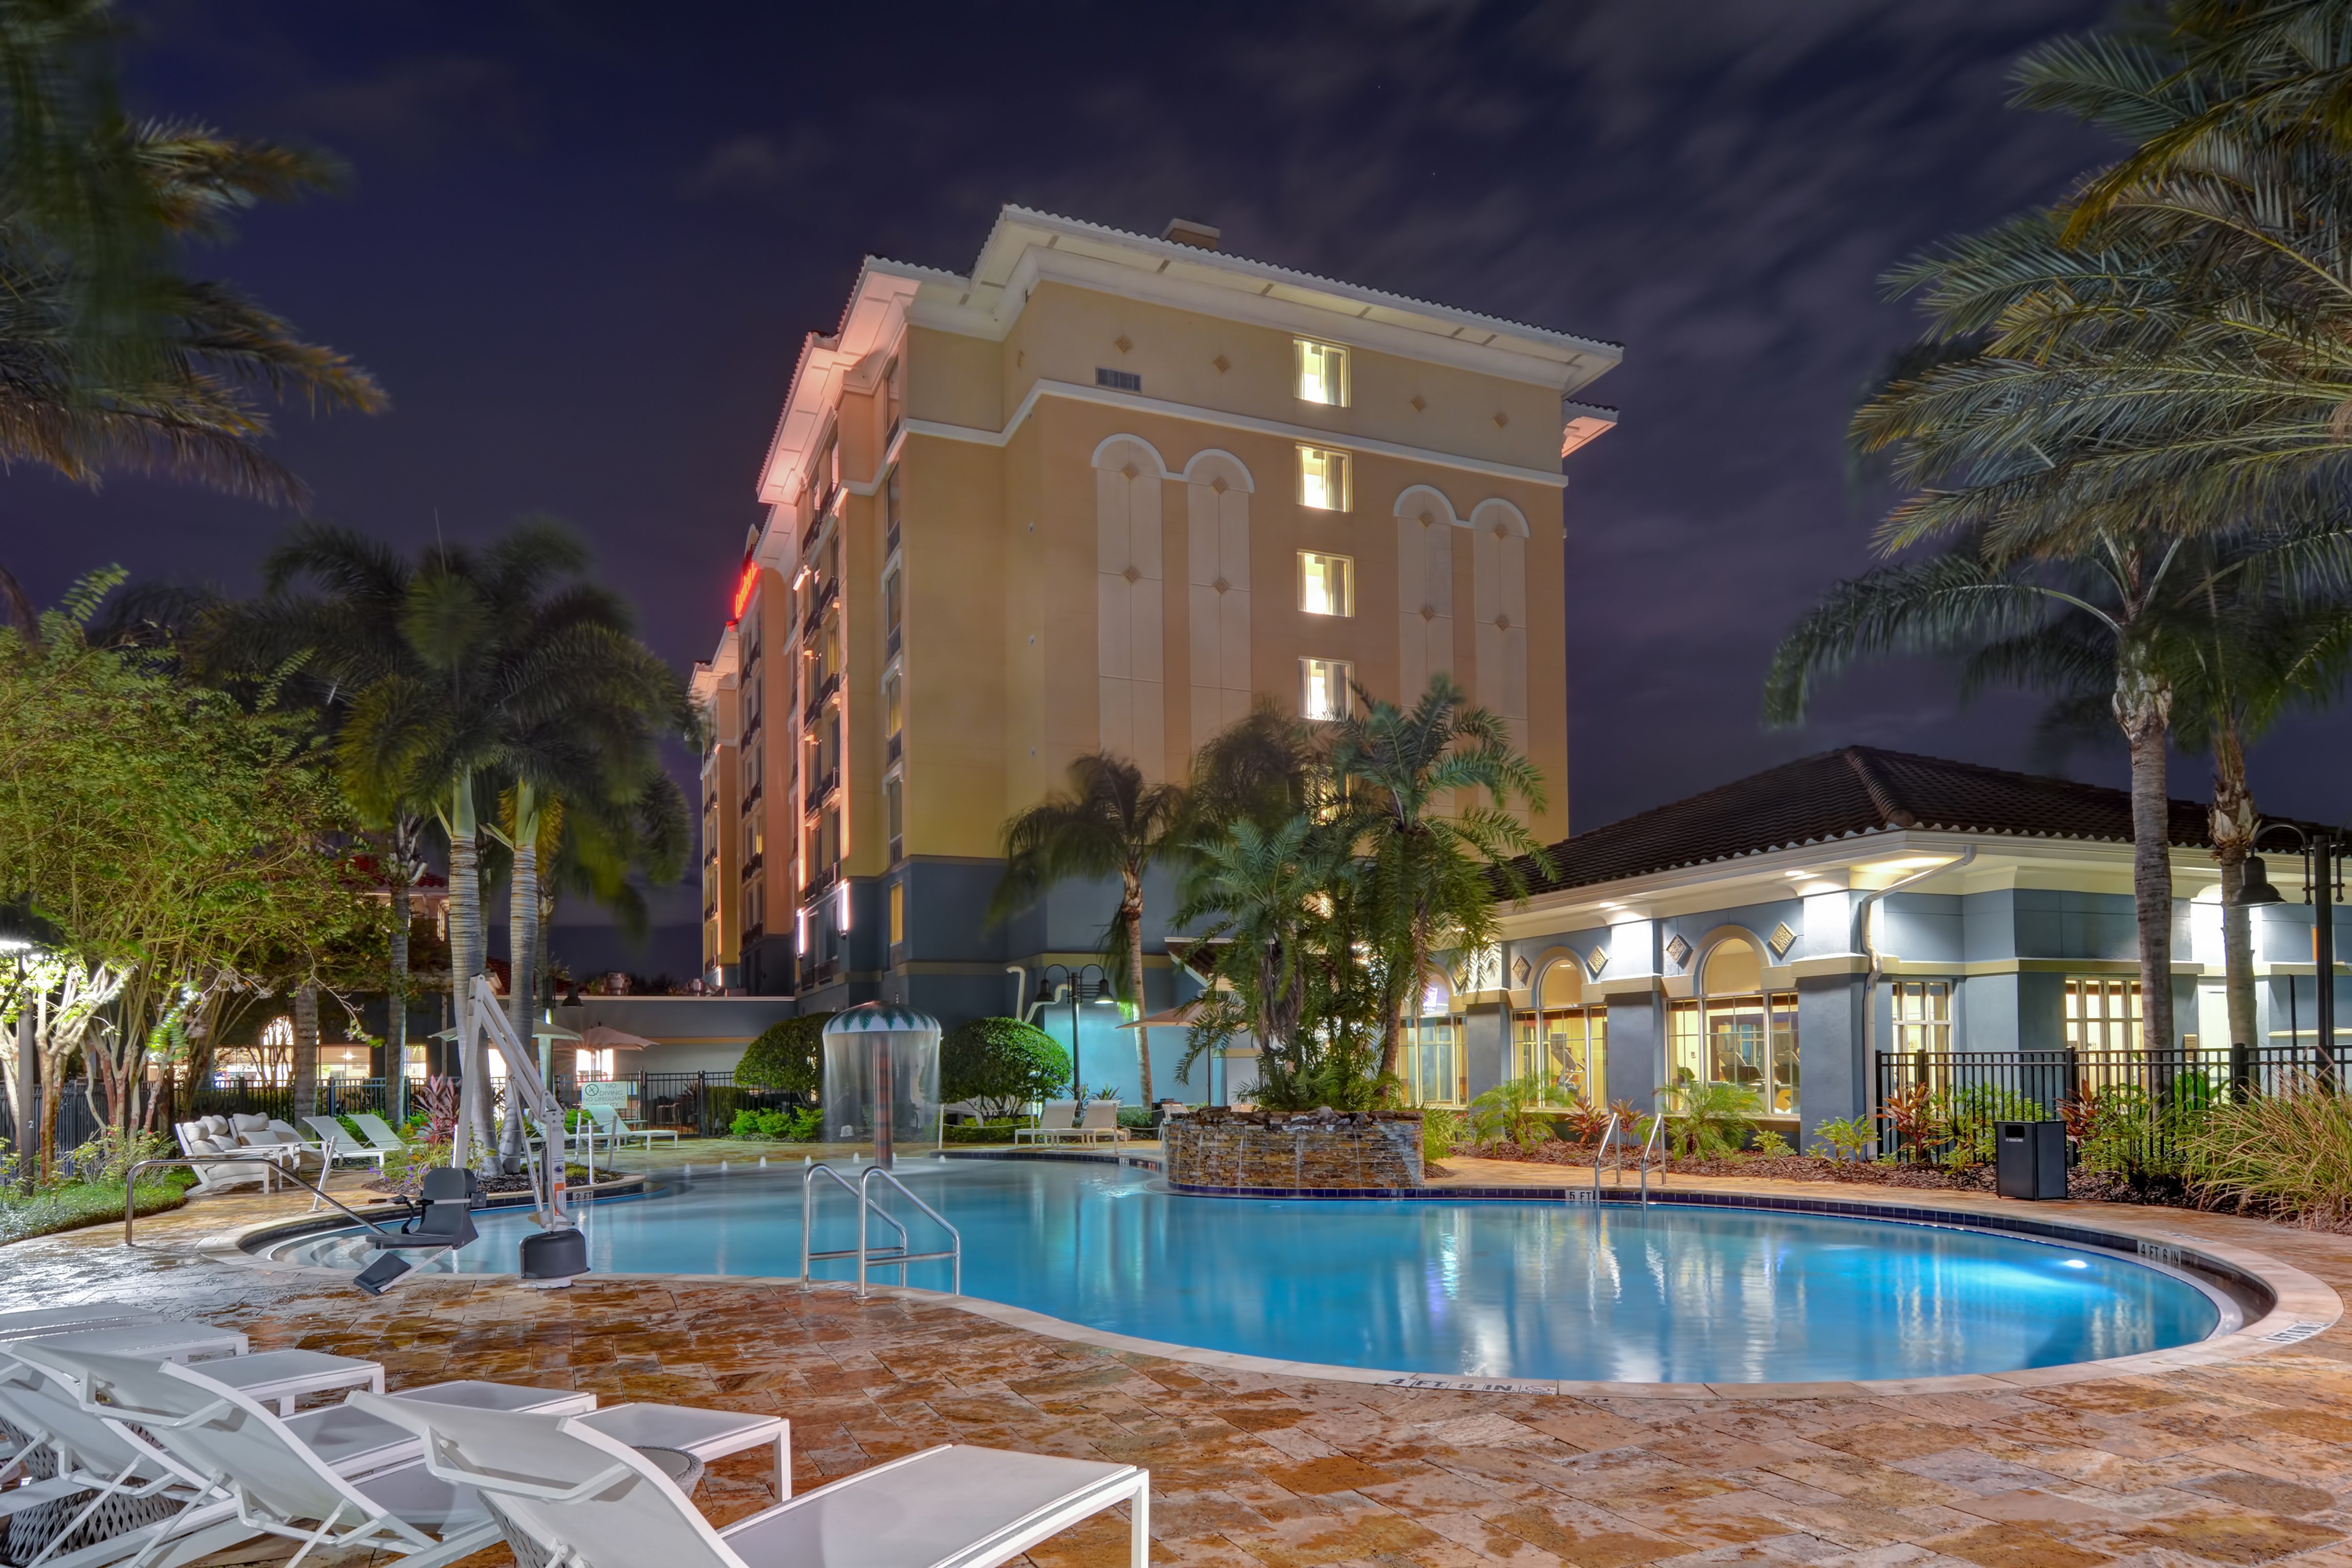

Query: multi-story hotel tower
left=692, top=208, right=1619, bottom=1045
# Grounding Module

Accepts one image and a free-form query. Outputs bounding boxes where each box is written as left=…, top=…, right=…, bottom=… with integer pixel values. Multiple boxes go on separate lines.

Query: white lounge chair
left=1012, top=1101, right=1079, bottom=1146
left=350, top=1113, right=411, bottom=1159
left=170, top=1124, right=275, bottom=1194
left=18, top=1348, right=504, bottom=1568
left=5, top=1344, right=598, bottom=1568
left=1070, top=1101, right=1125, bottom=1146
left=303, top=1115, right=391, bottom=1173
left=585, top=1103, right=678, bottom=1151
left=348, top=1391, right=1150, bottom=1568
left=0, top=1305, right=168, bottom=1344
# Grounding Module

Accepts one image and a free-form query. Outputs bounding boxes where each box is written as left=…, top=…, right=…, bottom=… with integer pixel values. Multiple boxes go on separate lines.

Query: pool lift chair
left=360, top=974, right=590, bottom=1296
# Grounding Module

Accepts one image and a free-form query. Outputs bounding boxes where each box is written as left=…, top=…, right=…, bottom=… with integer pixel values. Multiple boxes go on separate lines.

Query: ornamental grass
left=2183, top=1073, right=2352, bottom=1229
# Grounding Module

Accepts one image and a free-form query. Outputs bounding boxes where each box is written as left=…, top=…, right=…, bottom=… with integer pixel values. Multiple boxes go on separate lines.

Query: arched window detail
left=1670, top=931, right=1799, bottom=1117
left=1182, top=449, right=1253, bottom=751
left=1393, top=485, right=1458, bottom=701
left=1514, top=957, right=1607, bottom=1106
left=1469, top=499, right=1530, bottom=751
left=1093, top=436, right=1167, bottom=779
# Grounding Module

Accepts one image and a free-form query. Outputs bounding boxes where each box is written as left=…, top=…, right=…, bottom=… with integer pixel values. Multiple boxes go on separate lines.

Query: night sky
left=18, top=1, right=2342, bottom=974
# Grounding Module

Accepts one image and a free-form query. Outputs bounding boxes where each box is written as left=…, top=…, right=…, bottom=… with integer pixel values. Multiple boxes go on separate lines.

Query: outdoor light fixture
left=0, top=898, right=57, bottom=953
left=2235, top=856, right=2287, bottom=907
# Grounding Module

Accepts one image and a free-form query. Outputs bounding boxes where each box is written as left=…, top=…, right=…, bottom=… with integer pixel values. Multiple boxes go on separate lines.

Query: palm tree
left=0, top=4, right=383, bottom=506
left=991, top=754, right=1187, bottom=1105
left=1326, top=675, right=1551, bottom=1082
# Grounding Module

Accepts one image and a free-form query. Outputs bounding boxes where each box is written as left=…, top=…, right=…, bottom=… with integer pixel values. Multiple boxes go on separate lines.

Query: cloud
left=680, top=128, right=833, bottom=202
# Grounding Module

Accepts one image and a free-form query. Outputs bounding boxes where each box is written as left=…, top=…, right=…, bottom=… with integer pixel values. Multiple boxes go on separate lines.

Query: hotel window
left=885, top=772, right=903, bottom=858
left=1513, top=963, right=1607, bottom=1107
left=1667, top=937, right=1798, bottom=1116
left=742, top=670, right=763, bottom=733
left=885, top=356, right=902, bottom=435
left=883, top=568, right=902, bottom=645
left=1400, top=978, right=1466, bottom=1107
left=885, top=466, right=902, bottom=550
left=1297, top=445, right=1350, bottom=511
left=2064, top=979, right=2140, bottom=1053
left=1295, top=339, right=1349, bottom=406
left=884, top=670, right=903, bottom=741
left=889, top=879, right=906, bottom=945
left=1891, top=982, right=1951, bottom=1056
left=1298, top=552, right=1353, bottom=617
left=1299, top=657, right=1353, bottom=721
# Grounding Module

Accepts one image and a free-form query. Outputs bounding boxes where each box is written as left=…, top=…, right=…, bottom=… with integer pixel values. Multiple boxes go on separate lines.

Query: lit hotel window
left=1298, top=445, right=1350, bottom=511
left=1296, top=340, right=1349, bottom=406
left=889, top=880, right=906, bottom=945
left=1299, top=552, right=1353, bottom=617
left=1300, top=657, right=1353, bottom=721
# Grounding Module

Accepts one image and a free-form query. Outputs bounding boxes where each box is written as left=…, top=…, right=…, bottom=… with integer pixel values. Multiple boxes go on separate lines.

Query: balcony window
left=1300, top=657, right=1353, bottom=721
left=1299, top=552, right=1353, bottom=617
left=1298, top=445, right=1350, bottom=511
left=1295, top=339, right=1349, bottom=406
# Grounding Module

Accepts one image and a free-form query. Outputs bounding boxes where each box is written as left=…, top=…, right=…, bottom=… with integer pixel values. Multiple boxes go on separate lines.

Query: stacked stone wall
left=1163, top=1111, right=1423, bottom=1189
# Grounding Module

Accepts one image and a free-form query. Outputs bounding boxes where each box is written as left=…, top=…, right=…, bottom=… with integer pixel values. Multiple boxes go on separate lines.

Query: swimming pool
left=274, top=1156, right=2228, bottom=1384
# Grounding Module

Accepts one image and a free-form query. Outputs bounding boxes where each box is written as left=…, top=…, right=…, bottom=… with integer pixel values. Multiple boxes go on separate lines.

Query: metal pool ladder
left=799, top=1162, right=962, bottom=1299
left=1592, top=1110, right=1669, bottom=1205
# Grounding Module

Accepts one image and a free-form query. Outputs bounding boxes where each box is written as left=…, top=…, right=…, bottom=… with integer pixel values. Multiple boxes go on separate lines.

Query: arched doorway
left=1667, top=935, right=1799, bottom=1116
left=1512, top=961, right=1605, bottom=1106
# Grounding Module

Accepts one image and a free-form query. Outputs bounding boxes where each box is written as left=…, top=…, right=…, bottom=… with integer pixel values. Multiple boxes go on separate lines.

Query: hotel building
left=690, top=207, right=1621, bottom=1082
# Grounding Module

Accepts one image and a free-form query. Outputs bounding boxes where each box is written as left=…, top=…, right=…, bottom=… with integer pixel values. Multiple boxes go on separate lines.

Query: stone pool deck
left=9, top=1168, right=2352, bottom=1568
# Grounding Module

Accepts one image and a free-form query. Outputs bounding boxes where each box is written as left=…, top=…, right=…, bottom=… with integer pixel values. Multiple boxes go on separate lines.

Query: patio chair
left=302, top=1115, right=391, bottom=1174
left=169, top=1124, right=274, bottom=1194
left=1070, top=1101, right=1125, bottom=1147
left=350, top=1113, right=411, bottom=1160
left=347, top=1391, right=1150, bottom=1568
left=1012, top=1101, right=1079, bottom=1146
left=0, top=1349, right=219, bottom=1568
left=15, top=1347, right=503, bottom=1568
left=585, top=1103, right=679, bottom=1152
left=6, top=1344, right=598, bottom=1568
left=0, top=1306, right=165, bottom=1345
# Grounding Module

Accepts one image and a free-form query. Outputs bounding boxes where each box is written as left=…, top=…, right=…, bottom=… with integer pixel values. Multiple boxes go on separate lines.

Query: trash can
left=1995, top=1121, right=2067, bottom=1200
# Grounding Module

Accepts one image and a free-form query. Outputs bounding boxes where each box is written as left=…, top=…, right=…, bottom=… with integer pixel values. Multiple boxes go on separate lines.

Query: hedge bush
left=942, top=1017, right=1069, bottom=1118
left=737, top=1012, right=834, bottom=1095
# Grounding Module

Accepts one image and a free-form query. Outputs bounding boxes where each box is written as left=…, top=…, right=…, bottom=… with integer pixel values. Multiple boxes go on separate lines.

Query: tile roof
left=1518, top=746, right=2226, bottom=896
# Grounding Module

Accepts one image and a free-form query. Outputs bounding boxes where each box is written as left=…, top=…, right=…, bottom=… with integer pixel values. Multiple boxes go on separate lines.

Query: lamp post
left=2232, top=825, right=2342, bottom=1082
left=1032, top=962, right=1112, bottom=1098
left=1, top=898, right=59, bottom=1189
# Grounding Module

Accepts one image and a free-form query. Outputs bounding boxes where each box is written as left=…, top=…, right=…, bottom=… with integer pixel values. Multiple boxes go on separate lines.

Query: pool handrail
left=799, top=1162, right=961, bottom=1299
left=1592, top=1112, right=1620, bottom=1200
left=1639, top=1106, right=1668, bottom=1205
left=857, top=1166, right=961, bottom=1299
left=123, top=1155, right=395, bottom=1249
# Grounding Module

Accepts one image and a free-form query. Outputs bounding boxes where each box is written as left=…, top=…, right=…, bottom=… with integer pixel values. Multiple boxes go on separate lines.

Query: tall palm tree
left=0, top=3, right=383, bottom=506
left=991, top=754, right=1187, bottom=1105
left=1326, top=675, right=1550, bottom=1083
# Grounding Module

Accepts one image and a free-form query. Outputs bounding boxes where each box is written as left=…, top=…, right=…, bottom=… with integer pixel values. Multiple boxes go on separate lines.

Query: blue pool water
left=281, top=1157, right=2224, bottom=1384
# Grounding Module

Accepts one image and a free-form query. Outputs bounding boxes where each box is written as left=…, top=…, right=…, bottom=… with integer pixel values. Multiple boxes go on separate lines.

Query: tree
left=0, top=0, right=383, bottom=506
left=1326, top=675, right=1551, bottom=1082
left=736, top=1013, right=834, bottom=1097
left=0, top=576, right=383, bottom=1135
left=331, top=519, right=690, bottom=1163
left=941, top=1017, right=1070, bottom=1119
left=991, top=754, right=1186, bottom=1105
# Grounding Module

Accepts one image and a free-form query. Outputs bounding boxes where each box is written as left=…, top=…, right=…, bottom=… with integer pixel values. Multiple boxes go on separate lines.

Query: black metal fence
left=1874, top=1042, right=2331, bottom=1166
left=639, top=1071, right=804, bottom=1138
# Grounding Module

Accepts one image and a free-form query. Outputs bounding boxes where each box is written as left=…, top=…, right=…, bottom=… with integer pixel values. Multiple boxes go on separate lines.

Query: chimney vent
left=1162, top=218, right=1220, bottom=251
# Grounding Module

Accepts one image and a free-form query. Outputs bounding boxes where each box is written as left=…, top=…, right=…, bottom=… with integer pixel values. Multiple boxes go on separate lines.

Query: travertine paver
left=7, top=1176, right=2352, bottom=1568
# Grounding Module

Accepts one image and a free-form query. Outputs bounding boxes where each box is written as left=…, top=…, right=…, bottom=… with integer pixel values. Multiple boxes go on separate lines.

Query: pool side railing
left=798, top=1161, right=961, bottom=1298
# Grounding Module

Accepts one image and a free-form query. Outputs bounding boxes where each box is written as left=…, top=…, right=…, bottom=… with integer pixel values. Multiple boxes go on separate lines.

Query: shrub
left=1809, top=1116, right=1877, bottom=1162
left=728, top=1106, right=824, bottom=1142
left=65, top=1126, right=172, bottom=1185
left=1421, top=1107, right=1462, bottom=1164
left=1936, top=1084, right=2043, bottom=1168
left=1751, top=1130, right=1792, bottom=1157
left=1657, top=1081, right=1760, bottom=1158
left=1468, top=1076, right=1553, bottom=1149
left=941, top=1017, right=1070, bottom=1118
left=1554, top=1098, right=1611, bottom=1145
left=2182, top=1074, right=2352, bottom=1223
left=737, top=1013, right=834, bottom=1095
